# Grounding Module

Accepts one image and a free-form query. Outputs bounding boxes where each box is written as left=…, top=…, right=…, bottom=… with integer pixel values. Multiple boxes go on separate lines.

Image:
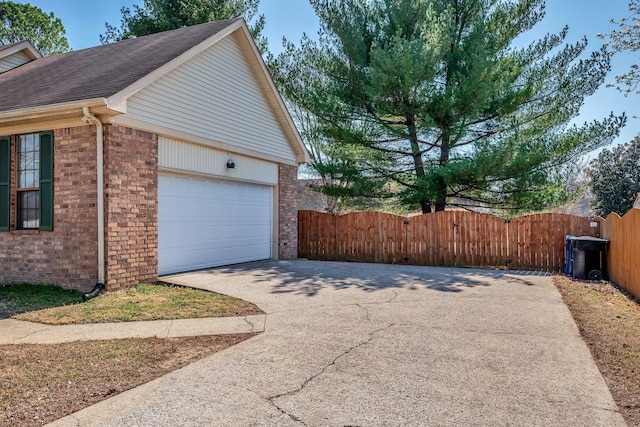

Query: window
left=0, top=131, right=53, bottom=231
left=17, top=133, right=40, bottom=229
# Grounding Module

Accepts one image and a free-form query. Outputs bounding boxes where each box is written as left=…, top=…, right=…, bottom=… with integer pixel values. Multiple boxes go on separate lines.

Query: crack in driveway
left=235, top=383, right=307, bottom=426
left=356, top=303, right=371, bottom=322
left=243, top=316, right=262, bottom=332
left=268, top=324, right=394, bottom=403
left=255, top=324, right=395, bottom=426
left=227, top=322, right=396, bottom=426
left=270, top=401, right=308, bottom=426
left=389, top=289, right=399, bottom=303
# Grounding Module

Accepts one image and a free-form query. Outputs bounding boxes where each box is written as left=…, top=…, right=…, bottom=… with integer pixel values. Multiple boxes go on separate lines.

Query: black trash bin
left=566, top=236, right=609, bottom=280
left=564, top=235, right=575, bottom=275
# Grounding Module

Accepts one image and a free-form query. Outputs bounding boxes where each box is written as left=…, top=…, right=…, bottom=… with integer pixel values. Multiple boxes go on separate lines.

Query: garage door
left=158, top=173, right=273, bottom=275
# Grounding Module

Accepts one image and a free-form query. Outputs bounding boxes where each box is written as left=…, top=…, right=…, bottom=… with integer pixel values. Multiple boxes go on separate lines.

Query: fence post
left=505, top=219, right=511, bottom=267
left=403, top=219, right=410, bottom=263
left=453, top=222, right=459, bottom=266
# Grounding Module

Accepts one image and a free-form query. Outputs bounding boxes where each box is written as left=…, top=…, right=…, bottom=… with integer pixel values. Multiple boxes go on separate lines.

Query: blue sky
left=13, top=1, right=640, bottom=151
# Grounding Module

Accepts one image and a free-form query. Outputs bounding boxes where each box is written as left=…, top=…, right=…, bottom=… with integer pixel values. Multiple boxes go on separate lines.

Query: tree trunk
left=434, top=130, right=451, bottom=212
left=420, top=200, right=432, bottom=214
left=407, top=115, right=431, bottom=214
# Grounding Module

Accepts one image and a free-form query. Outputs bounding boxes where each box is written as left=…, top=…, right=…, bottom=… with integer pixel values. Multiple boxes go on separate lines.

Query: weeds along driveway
left=49, top=260, right=625, bottom=427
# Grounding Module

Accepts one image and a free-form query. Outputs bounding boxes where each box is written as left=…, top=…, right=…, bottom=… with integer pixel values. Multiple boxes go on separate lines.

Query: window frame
left=0, top=131, right=53, bottom=232
left=16, top=133, right=41, bottom=230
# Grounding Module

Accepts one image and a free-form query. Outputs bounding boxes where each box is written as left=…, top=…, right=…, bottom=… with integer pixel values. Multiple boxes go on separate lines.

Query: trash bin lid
left=570, top=236, right=609, bottom=251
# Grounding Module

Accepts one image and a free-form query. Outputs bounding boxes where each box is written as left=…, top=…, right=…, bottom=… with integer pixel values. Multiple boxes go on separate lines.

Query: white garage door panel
left=159, top=173, right=272, bottom=275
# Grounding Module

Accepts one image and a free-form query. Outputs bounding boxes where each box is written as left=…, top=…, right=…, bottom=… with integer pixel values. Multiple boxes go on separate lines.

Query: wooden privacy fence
left=601, top=208, right=640, bottom=301
left=298, top=210, right=600, bottom=271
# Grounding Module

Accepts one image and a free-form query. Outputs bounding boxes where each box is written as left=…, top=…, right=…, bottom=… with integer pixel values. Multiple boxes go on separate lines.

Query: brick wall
left=103, top=124, right=158, bottom=291
left=278, top=163, right=299, bottom=259
left=0, top=126, right=99, bottom=291
left=0, top=123, right=294, bottom=290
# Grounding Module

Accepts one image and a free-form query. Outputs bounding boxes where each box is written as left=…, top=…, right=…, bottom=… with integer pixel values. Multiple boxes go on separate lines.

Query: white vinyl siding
left=0, top=51, right=32, bottom=73
left=126, top=32, right=297, bottom=162
left=159, top=136, right=277, bottom=185
left=158, top=173, right=272, bottom=275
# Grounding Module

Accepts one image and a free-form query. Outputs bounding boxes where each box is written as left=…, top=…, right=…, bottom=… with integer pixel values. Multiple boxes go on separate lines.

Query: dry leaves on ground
left=555, top=275, right=640, bottom=426
left=0, top=334, right=256, bottom=427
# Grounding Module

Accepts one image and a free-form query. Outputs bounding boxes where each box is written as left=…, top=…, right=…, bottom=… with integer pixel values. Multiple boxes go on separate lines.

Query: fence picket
left=298, top=210, right=599, bottom=271
left=601, top=209, right=640, bottom=301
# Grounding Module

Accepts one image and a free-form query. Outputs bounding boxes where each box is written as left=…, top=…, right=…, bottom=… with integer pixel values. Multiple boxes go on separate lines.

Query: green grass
left=12, top=283, right=262, bottom=325
left=0, top=284, right=82, bottom=318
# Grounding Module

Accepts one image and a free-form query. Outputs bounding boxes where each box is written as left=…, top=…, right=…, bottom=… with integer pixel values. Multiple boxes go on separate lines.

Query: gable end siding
left=0, top=51, right=32, bottom=73
left=159, top=136, right=277, bottom=185
left=125, top=33, right=297, bottom=162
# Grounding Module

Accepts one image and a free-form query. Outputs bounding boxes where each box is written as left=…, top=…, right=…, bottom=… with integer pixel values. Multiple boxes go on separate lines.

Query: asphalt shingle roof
left=0, top=19, right=239, bottom=113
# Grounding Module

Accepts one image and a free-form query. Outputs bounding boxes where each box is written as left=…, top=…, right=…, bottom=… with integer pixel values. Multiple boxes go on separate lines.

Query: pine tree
left=101, top=0, right=266, bottom=52
left=274, top=0, right=625, bottom=214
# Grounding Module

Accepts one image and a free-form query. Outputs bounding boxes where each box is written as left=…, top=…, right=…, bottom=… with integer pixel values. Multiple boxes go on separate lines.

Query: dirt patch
left=555, top=275, right=640, bottom=426
left=0, top=334, right=256, bottom=427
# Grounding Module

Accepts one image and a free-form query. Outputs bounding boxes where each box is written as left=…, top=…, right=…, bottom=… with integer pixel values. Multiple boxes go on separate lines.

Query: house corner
left=103, top=124, right=159, bottom=291
left=278, top=163, right=299, bottom=260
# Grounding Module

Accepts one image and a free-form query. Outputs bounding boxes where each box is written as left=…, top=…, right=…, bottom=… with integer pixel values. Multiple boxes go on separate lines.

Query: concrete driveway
left=49, top=260, right=625, bottom=426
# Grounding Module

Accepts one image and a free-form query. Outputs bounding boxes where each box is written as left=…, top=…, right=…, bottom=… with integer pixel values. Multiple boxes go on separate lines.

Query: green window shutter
left=0, top=136, right=9, bottom=231
left=39, top=131, right=54, bottom=231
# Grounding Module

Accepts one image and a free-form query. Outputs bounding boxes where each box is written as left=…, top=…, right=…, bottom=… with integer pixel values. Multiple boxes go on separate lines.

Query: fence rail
left=298, top=210, right=600, bottom=271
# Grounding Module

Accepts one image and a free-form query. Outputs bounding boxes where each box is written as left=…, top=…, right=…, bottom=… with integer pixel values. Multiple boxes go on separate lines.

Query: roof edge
left=107, top=19, right=242, bottom=110
left=0, top=98, right=107, bottom=122
left=0, top=40, right=42, bottom=61
left=235, top=23, right=311, bottom=164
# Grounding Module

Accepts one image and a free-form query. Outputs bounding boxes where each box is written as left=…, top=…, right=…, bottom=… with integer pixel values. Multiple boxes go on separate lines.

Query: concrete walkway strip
left=0, top=315, right=266, bottom=344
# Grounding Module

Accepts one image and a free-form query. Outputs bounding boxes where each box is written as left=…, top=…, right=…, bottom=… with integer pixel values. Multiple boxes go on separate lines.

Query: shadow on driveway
left=204, top=260, right=550, bottom=297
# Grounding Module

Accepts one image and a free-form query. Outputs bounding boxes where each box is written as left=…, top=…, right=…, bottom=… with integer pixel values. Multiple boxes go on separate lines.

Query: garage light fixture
left=226, top=159, right=236, bottom=169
